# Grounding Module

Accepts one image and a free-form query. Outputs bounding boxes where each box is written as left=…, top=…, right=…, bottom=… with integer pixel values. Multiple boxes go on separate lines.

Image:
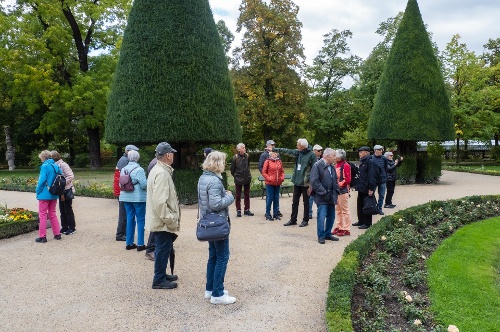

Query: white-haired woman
left=119, top=150, right=147, bottom=251
left=35, top=150, right=62, bottom=243
left=333, top=149, right=352, bottom=236
left=198, top=151, right=236, bottom=305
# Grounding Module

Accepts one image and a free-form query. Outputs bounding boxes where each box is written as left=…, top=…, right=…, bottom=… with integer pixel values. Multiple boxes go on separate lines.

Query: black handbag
left=363, top=195, right=379, bottom=215
left=196, top=177, right=230, bottom=242
left=64, top=187, right=74, bottom=200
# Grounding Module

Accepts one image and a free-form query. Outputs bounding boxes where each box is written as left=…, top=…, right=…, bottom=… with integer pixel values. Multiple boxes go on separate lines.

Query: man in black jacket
left=231, top=143, right=254, bottom=217
left=353, top=146, right=377, bottom=229
left=371, top=144, right=388, bottom=215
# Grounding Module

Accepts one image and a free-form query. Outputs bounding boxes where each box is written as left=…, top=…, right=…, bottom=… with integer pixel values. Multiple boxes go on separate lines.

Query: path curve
left=0, top=171, right=499, bottom=331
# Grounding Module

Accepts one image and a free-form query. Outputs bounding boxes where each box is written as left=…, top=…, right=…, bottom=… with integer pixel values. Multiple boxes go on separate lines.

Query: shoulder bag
left=196, top=178, right=230, bottom=242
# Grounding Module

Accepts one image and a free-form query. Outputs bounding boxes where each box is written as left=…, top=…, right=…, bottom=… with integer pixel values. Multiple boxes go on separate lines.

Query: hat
left=373, top=144, right=384, bottom=150
left=125, top=144, right=139, bottom=152
left=266, top=140, right=276, bottom=146
left=358, top=146, right=371, bottom=152
left=384, top=151, right=393, bottom=157
left=313, top=144, right=323, bottom=151
left=155, top=142, right=176, bottom=155
left=203, top=147, right=213, bottom=155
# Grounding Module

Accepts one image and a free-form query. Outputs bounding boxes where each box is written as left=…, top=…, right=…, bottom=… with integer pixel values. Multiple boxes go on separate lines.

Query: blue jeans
left=316, top=204, right=335, bottom=238
left=206, top=237, right=230, bottom=297
left=124, top=202, right=145, bottom=246
left=153, top=231, right=174, bottom=285
left=376, top=182, right=387, bottom=211
left=265, top=185, right=280, bottom=216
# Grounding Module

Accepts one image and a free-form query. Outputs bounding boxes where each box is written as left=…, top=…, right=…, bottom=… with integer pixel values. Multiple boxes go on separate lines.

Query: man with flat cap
left=114, top=144, right=139, bottom=241
left=146, top=142, right=180, bottom=289
left=353, top=146, right=377, bottom=229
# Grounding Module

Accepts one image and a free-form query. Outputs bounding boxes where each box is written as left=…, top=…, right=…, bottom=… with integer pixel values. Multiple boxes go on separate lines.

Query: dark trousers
left=116, top=200, right=127, bottom=238
left=59, top=197, right=75, bottom=230
left=235, top=183, right=250, bottom=211
left=146, top=232, right=156, bottom=253
left=291, top=185, right=310, bottom=222
left=385, top=181, right=396, bottom=205
left=356, top=191, right=373, bottom=226
left=153, top=231, right=174, bottom=285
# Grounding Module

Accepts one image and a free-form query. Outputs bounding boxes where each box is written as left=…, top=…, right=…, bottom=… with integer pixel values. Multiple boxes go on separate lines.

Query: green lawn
left=443, top=164, right=500, bottom=174
left=427, top=217, right=500, bottom=331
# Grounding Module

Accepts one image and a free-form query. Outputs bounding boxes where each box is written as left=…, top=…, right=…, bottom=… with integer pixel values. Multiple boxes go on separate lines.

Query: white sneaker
left=210, top=294, right=236, bottom=305
left=204, top=290, right=228, bottom=299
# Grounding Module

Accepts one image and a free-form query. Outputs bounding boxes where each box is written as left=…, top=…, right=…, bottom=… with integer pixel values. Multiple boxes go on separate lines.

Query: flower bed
left=326, top=195, right=500, bottom=332
left=0, top=206, right=39, bottom=239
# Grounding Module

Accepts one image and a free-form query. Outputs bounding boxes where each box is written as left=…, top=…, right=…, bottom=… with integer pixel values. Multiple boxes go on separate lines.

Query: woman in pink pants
left=333, top=149, right=352, bottom=236
left=35, top=150, right=62, bottom=243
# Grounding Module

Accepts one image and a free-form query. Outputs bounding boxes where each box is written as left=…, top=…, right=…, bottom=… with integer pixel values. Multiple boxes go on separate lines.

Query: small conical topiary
left=368, top=0, right=454, bottom=144
left=105, top=0, right=241, bottom=146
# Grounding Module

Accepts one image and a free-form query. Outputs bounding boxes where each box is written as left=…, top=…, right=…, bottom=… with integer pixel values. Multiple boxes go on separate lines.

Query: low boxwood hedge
left=0, top=211, right=39, bottom=239
left=326, top=195, right=500, bottom=331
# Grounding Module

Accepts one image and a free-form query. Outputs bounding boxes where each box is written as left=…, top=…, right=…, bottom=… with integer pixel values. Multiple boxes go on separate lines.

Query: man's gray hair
left=335, top=149, right=346, bottom=160
left=297, top=138, right=308, bottom=148
left=323, top=148, right=335, bottom=157
left=236, top=143, right=245, bottom=150
left=127, top=150, right=140, bottom=162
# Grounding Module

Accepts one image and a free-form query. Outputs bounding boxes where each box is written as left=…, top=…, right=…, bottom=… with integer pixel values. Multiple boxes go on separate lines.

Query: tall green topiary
left=105, top=0, right=241, bottom=167
left=368, top=0, right=454, bottom=155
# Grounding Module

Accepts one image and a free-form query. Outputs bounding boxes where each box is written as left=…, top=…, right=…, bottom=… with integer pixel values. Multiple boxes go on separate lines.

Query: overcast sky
left=209, top=0, right=500, bottom=63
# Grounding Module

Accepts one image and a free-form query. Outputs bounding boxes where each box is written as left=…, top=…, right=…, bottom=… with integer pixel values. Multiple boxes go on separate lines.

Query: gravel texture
left=0, top=170, right=499, bottom=331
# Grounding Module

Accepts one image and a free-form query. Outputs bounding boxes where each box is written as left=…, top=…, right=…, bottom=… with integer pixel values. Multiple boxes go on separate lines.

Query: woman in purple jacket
left=35, top=150, right=62, bottom=243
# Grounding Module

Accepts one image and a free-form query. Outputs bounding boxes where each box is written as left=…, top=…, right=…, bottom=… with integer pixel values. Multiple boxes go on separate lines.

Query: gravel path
left=0, top=171, right=499, bottom=332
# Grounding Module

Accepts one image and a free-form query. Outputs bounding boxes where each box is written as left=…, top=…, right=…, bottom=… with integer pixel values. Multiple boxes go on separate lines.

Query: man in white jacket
left=145, top=142, right=180, bottom=290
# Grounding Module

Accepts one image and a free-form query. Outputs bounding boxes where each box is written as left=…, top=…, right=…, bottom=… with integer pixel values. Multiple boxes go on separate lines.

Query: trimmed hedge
left=0, top=216, right=39, bottom=239
left=326, top=195, right=500, bottom=331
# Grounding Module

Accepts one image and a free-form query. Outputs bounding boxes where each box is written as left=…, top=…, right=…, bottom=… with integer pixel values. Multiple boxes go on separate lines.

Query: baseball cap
left=125, top=144, right=139, bottom=152
left=313, top=144, right=323, bottom=151
left=266, top=140, right=276, bottom=146
left=203, top=147, right=213, bottom=155
left=374, top=144, right=384, bottom=150
left=155, top=142, right=177, bottom=155
left=358, top=146, right=370, bottom=152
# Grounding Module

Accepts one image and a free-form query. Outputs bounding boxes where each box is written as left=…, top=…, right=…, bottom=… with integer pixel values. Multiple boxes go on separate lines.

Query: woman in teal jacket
left=35, top=150, right=62, bottom=243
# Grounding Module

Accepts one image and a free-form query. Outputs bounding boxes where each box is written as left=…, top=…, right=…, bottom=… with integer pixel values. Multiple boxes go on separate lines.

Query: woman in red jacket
left=262, top=151, right=285, bottom=220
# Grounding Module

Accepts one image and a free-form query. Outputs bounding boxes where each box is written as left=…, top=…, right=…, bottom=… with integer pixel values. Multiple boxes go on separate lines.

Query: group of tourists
left=33, top=138, right=402, bottom=306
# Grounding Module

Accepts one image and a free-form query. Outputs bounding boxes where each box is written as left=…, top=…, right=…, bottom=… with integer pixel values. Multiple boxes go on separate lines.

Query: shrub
left=397, top=155, right=417, bottom=184
left=416, top=155, right=442, bottom=183
left=74, top=154, right=89, bottom=168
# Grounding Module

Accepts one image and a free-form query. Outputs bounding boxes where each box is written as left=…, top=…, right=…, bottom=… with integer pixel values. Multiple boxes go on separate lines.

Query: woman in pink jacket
left=333, top=149, right=352, bottom=236
left=51, top=151, right=76, bottom=235
left=262, top=151, right=285, bottom=221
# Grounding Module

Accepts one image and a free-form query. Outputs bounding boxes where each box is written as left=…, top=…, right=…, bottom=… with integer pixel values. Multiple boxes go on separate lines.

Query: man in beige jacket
left=145, top=142, right=180, bottom=289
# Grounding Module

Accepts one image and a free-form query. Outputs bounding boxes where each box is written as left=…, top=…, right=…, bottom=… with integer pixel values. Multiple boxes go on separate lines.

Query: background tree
left=2, top=0, right=131, bottom=169
left=216, top=19, right=235, bottom=64
left=232, top=0, right=308, bottom=147
left=105, top=0, right=240, bottom=169
left=482, top=38, right=500, bottom=146
left=368, top=0, right=454, bottom=156
left=305, top=29, right=360, bottom=147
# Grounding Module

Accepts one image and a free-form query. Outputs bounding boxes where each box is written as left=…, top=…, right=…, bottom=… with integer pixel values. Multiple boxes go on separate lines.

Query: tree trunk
left=178, top=142, right=198, bottom=170
left=4, top=126, right=15, bottom=171
left=69, top=137, right=75, bottom=166
left=494, top=133, right=499, bottom=146
left=397, top=140, right=417, bottom=157
left=455, top=137, right=460, bottom=163
left=87, top=127, right=101, bottom=169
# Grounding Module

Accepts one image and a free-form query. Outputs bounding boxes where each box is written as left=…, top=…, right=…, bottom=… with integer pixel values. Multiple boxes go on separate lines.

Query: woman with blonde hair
left=198, top=151, right=236, bottom=305
left=35, top=150, right=62, bottom=243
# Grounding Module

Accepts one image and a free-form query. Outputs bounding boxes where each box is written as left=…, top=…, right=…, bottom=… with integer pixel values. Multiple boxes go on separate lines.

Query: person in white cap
left=114, top=144, right=139, bottom=241
left=384, top=151, right=404, bottom=208
left=308, top=144, right=323, bottom=218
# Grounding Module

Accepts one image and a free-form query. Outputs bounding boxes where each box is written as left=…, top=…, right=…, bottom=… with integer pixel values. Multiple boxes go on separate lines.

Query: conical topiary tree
left=367, top=0, right=454, bottom=156
left=105, top=0, right=241, bottom=168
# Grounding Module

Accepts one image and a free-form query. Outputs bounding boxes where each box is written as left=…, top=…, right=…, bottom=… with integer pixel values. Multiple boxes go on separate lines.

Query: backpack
left=119, top=166, right=139, bottom=192
left=48, top=164, right=66, bottom=196
left=340, top=161, right=359, bottom=188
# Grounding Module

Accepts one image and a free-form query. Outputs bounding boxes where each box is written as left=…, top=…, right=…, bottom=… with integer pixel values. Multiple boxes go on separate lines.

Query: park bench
left=257, top=174, right=293, bottom=199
